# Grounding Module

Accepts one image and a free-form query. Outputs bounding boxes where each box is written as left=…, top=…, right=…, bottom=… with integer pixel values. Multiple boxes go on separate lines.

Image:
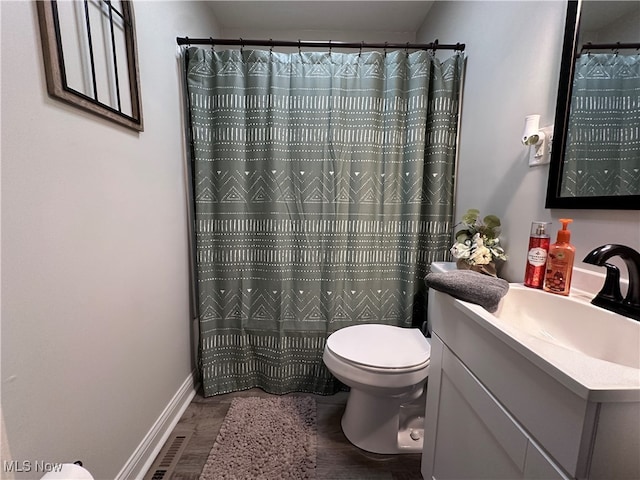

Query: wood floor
left=145, top=388, right=423, bottom=480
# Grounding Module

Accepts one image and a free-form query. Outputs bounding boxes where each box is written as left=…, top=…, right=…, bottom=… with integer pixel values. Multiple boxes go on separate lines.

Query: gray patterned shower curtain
left=182, top=47, right=464, bottom=396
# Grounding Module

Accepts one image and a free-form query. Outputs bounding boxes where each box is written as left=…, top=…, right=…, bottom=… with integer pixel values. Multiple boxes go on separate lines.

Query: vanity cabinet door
left=422, top=334, right=569, bottom=480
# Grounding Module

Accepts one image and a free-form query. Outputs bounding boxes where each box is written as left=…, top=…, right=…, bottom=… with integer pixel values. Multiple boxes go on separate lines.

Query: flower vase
left=456, top=258, right=497, bottom=277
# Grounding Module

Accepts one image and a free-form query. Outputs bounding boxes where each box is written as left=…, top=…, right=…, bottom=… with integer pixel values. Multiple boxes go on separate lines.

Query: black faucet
left=583, top=244, right=640, bottom=321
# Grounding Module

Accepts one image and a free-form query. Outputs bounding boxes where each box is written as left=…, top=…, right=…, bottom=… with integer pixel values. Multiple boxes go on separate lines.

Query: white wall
left=417, top=1, right=640, bottom=283
left=0, top=2, right=219, bottom=479
left=220, top=27, right=416, bottom=50
left=582, top=6, right=640, bottom=43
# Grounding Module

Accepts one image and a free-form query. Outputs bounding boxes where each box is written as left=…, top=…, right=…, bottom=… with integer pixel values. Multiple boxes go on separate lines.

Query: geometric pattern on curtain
left=183, top=47, right=464, bottom=395
left=561, top=53, right=640, bottom=197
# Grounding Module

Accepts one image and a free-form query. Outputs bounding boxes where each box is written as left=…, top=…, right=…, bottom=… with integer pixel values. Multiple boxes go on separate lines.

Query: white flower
left=450, top=242, right=471, bottom=259
left=469, top=245, right=493, bottom=265
left=468, top=233, right=493, bottom=265
left=473, top=233, right=484, bottom=247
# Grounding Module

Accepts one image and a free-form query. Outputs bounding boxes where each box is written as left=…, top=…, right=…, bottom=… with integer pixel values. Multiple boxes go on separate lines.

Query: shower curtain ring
left=240, top=37, right=244, bottom=54
left=269, top=39, right=273, bottom=54
left=359, top=41, right=363, bottom=57
left=431, top=39, right=439, bottom=55
left=298, top=39, right=302, bottom=55
left=329, top=40, right=332, bottom=54
left=384, top=42, right=388, bottom=57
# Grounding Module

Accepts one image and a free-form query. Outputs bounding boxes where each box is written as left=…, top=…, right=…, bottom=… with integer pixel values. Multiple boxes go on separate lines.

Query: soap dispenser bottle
left=543, top=219, right=575, bottom=296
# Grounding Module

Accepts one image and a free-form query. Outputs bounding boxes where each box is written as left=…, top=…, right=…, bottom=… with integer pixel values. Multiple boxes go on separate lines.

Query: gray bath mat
left=200, top=396, right=317, bottom=479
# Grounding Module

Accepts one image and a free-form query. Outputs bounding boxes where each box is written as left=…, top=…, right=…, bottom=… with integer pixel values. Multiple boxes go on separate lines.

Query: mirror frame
left=36, top=0, right=144, bottom=132
left=545, top=0, right=638, bottom=210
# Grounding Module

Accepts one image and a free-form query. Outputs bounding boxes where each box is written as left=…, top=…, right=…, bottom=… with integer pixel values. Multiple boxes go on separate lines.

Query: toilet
left=323, top=323, right=431, bottom=454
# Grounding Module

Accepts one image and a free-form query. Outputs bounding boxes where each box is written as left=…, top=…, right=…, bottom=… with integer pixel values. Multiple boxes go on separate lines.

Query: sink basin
left=494, top=285, right=640, bottom=369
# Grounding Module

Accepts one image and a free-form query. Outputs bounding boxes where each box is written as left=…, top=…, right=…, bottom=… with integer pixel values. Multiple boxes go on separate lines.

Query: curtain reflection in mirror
left=561, top=52, right=640, bottom=197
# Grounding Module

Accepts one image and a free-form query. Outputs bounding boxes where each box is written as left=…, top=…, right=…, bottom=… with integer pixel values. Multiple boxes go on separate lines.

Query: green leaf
left=483, top=215, right=501, bottom=229
left=461, top=209, right=479, bottom=225
left=455, top=230, right=471, bottom=242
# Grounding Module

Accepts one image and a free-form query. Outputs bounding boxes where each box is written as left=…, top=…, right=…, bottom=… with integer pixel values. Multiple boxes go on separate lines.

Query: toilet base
left=341, top=384, right=426, bottom=454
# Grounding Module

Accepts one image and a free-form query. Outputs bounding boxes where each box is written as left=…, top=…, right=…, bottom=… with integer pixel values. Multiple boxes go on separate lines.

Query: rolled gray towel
left=425, top=270, right=509, bottom=313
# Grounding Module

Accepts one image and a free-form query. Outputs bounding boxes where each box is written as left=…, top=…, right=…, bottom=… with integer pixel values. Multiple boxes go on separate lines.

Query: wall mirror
left=37, top=0, right=143, bottom=131
left=546, top=0, right=639, bottom=210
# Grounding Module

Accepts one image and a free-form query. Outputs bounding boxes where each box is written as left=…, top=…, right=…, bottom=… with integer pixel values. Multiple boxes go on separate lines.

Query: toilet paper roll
left=40, top=463, right=94, bottom=480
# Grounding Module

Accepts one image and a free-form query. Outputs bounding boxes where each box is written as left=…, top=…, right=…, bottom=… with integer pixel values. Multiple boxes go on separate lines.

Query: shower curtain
left=182, top=47, right=464, bottom=396
left=561, top=53, right=640, bottom=196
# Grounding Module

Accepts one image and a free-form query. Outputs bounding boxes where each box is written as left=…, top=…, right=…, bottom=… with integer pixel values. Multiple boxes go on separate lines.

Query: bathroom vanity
left=422, top=266, right=640, bottom=480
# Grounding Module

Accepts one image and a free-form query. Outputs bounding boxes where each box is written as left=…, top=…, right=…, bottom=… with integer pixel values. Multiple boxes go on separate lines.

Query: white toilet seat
left=326, top=324, right=431, bottom=371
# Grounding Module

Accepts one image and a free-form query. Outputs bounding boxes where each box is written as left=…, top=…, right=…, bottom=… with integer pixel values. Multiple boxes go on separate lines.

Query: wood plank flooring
left=145, top=388, right=423, bottom=480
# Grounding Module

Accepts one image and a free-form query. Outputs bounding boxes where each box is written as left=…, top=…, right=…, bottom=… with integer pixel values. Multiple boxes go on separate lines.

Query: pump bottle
left=543, top=219, right=575, bottom=296
left=524, top=221, right=550, bottom=289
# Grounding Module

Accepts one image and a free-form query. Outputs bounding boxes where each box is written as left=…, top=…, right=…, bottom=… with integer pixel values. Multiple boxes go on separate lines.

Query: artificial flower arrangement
left=450, top=208, right=507, bottom=276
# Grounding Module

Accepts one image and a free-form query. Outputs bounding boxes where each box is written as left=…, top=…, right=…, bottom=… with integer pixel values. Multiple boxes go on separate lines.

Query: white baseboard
left=115, top=372, right=198, bottom=480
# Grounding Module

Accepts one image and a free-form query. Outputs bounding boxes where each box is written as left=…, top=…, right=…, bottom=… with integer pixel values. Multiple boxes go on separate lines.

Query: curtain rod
left=581, top=42, right=640, bottom=51
left=176, top=37, right=465, bottom=52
